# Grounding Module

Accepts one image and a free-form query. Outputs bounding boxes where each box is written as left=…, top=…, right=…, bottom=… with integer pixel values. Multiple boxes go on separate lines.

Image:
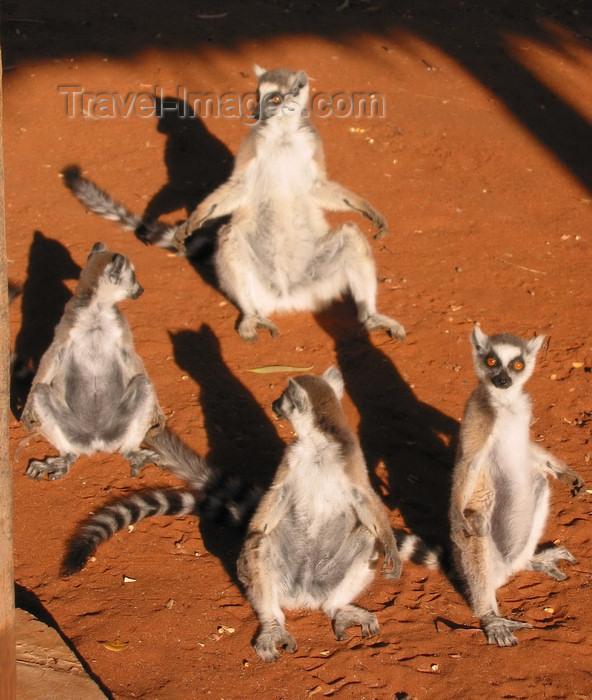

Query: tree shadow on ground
left=3, top=1, right=590, bottom=192
left=14, top=583, right=114, bottom=699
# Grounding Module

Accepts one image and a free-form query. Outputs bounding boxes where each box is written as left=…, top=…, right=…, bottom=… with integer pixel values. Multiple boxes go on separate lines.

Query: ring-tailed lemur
left=399, top=326, right=586, bottom=646
left=62, top=66, right=406, bottom=342
left=237, top=366, right=401, bottom=661
left=61, top=368, right=401, bottom=663
left=21, top=242, right=165, bottom=480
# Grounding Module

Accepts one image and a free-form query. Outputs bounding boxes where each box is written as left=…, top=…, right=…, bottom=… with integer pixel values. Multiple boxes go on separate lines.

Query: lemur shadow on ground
left=145, top=98, right=233, bottom=220
left=145, top=97, right=233, bottom=260
left=168, top=324, right=284, bottom=579
left=316, top=301, right=459, bottom=549
left=11, top=232, right=81, bottom=418
left=14, top=583, right=114, bottom=699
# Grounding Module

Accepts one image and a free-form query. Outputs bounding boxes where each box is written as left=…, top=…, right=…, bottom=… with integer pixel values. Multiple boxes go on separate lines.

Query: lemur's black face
left=471, top=328, right=543, bottom=392
left=254, top=68, right=309, bottom=121
left=271, top=394, right=286, bottom=420
left=258, top=90, right=285, bottom=120
left=271, top=379, right=303, bottom=421
left=480, top=350, right=527, bottom=390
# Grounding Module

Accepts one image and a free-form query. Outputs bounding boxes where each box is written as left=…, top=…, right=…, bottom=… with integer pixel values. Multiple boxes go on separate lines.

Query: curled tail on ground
left=61, top=428, right=261, bottom=577
left=61, top=165, right=181, bottom=249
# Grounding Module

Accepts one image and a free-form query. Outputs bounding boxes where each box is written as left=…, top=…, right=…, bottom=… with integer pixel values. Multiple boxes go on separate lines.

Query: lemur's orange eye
left=268, top=94, right=281, bottom=105
left=486, top=356, right=497, bottom=367
left=513, top=360, right=524, bottom=371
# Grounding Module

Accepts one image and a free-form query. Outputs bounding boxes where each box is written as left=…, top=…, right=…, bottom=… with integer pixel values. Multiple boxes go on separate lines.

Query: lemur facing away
left=237, top=367, right=401, bottom=661
left=62, top=66, right=406, bottom=343
left=21, top=242, right=165, bottom=480
left=60, top=368, right=401, bottom=662
left=399, top=326, right=586, bottom=647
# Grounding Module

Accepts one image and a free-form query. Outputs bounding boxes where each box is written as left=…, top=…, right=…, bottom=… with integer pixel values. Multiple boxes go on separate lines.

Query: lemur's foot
left=333, top=605, right=379, bottom=641
left=26, top=454, right=76, bottom=481
left=254, top=623, right=297, bottom=663
left=238, top=315, right=280, bottom=342
left=481, top=613, right=531, bottom=647
left=126, top=448, right=160, bottom=477
left=528, top=545, right=575, bottom=581
left=364, top=314, right=406, bottom=341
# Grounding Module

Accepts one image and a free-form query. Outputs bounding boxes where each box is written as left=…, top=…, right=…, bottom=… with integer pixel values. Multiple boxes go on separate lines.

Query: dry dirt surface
left=4, top=1, right=592, bottom=698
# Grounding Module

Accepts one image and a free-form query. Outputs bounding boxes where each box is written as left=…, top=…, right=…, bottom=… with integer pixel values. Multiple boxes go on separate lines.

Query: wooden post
left=0, top=44, right=17, bottom=700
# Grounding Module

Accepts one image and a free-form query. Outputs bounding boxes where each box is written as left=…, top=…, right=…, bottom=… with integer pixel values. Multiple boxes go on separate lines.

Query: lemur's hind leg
left=454, top=534, right=531, bottom=647
left=324, top=222, right=406, bottom=340
left=107, top=376, right=162, bottom=474
left=23, top=384, right=85, bottom=480
left=215, top=224, right=280, bottom=342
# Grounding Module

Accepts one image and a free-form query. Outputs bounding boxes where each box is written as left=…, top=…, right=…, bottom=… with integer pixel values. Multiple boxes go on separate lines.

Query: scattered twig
left=500, top=258, right=546, bottom=275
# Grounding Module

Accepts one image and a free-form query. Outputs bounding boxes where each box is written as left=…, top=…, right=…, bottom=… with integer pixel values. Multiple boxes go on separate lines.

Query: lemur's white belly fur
left=221, top=125, right=349, bottom=313
left=487, top=404, right=549, bottom=578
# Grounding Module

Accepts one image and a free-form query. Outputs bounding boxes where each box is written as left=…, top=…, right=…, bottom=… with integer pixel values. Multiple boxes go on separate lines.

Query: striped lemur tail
left=60, top=428, right=262, bottom=577
left=61, top=165, right=182, bottom=249
left=394, top=531, right=445, bottom=571
left=61, top=424, right=443, bottom=578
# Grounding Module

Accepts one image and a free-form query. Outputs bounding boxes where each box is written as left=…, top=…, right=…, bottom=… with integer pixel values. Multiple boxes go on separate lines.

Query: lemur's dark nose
left=272, top=398, right=284, bottom=419
left=131, top=284, right=144, bottom=299
left=492, top=372, right=512, bottom=389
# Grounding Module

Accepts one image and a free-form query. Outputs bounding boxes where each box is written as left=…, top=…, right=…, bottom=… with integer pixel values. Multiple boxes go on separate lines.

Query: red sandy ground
left=4, top=1, right=592, bottom=698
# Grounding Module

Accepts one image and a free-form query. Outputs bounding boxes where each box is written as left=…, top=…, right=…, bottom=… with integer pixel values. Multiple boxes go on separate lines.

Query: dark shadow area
left=14, top=583, right=114, bottom=699
left=169, top=323, right=285, bottom=577
left=2, top=1, right=591, bottom=192
left=8, top=281, right=25, bottom=369
left=169, top=324, right=284, bottom=484
left=11, top=232, right=81, bottom=418
left=316, top=300, right=459, bottom=548
left=405, top=2, right=592, bottom=192
left=96, top=95, right=232, bottom=262
left=145, top=97, right=233, bottom=221
left=143, top=97, right=233, bottom=258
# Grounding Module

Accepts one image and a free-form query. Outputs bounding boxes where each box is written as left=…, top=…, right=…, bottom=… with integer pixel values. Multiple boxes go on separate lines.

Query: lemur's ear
left=471, top=324, right=489, bottom=353
left=525, top=334, right=545, bottom=356
left=89, top=241, right=107, bottom=258
left=322, top=366, right=344, bottom=400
